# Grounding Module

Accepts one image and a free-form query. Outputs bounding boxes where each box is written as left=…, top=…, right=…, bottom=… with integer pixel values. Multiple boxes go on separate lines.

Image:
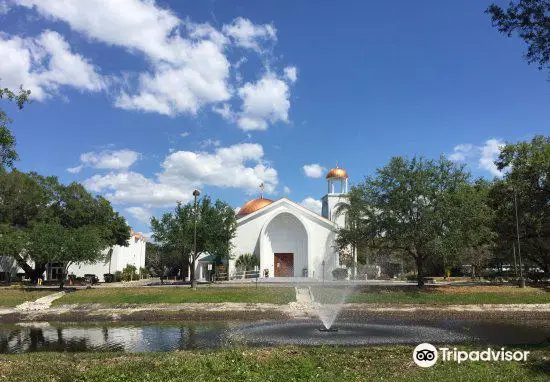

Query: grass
left=54, top=286, right=296, bottom=305
left=0, top=288, right=52, bottom=307
left=0, top=346, right=548, bottom=381
left=348, top=285, right=550, bottom=304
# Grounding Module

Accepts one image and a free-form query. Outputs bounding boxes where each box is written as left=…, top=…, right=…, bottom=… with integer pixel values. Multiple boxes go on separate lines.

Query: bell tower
left=321, top=164, right=349, bottom=227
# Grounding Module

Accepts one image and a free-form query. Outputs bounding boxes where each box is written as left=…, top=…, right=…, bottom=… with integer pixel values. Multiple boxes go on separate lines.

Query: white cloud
left=479, top=139, right=505, bottom=177
left=84, top=171, right=189, bottom=207
left=212, top=103, right=234, bottom=121
left=83, top=143, right=278, bottom=208
left=12, top=1, right=295, bottom=130
left=300, top=197, right=322, bottom=214
left=115, top=40, right=232, bottom=115
left=448, top=144, right=474, bottom=162
left=0, top=30, right=104, bottom=100
left=303, top=163, right=325, bottom=178
left=199, top=138, right=221, bottom=148
left=125, top=206, right=152, bottom=224
left=67, top=165, right=83, bottom=174
left=237, top=73, right=291, bottom=131
left=80, top=149, right=140, bottom=170
left=284, top=66, right=297, bottom=83
left=448, top=139, right=505, bottom=177
left=0, top=1, right=11, bottom=15
left=159, top=143, right=278, bottom=194
left=180, top=131, right=190, bottom=138
left=222, top=17, right=276, bottom=52
left=283, top=186, right=291, bottom=194
left=16, top=0, right=182, bottom=62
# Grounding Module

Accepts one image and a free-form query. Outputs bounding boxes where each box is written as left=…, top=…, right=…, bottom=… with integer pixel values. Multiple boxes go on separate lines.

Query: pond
left=1, top=318, right=549, bottom=353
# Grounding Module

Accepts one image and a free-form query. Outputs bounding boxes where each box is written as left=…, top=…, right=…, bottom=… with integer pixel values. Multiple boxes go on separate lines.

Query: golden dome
left=326, top=167, right=348, bottom=179
left=236, top=197, right=274, bottom=217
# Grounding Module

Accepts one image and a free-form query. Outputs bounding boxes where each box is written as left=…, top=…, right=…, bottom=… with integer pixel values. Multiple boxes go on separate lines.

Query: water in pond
left=1, top=319, right=549, bottom=353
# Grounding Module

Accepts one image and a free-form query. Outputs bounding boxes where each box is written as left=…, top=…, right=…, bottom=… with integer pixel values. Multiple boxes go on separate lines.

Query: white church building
left=229, top=166, right=349, bottom=279
left=0, top=231, right=146, bottom=282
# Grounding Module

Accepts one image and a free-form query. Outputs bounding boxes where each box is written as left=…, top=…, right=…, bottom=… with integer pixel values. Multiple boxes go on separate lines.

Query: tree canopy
left=150, top=195, right=237, bottom=287
left=0, top=86, right=31, bottom=169
left=337, top=156, right=493, bottom=286
left=489, top=135, right=550, bottom=274
left=0, top=170, right=131, bottom=283
left=487, top=0, right=550, bottom=71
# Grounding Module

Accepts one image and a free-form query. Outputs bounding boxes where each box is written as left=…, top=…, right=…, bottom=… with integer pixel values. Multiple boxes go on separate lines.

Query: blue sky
left=1, top=0, right=549, bottom=234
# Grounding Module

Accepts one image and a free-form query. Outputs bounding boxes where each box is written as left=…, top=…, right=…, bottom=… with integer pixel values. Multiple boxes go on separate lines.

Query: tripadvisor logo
left=413, top=343, right=530, bottom=367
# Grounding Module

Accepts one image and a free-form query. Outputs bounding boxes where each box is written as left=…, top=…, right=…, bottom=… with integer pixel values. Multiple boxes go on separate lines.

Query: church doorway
left=274, top=253, right=294, bottom=277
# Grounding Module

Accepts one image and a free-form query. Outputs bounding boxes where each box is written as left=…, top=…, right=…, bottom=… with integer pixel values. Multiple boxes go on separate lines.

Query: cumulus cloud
left=14, top=1, right=296, bottom=130
left=159, top=143, right=278, bottom=194
left=67, top=165, right=83, bottom=174
left=83, top=143, right=278, bottom=208
left=303, top=163, right=325, bottom=178
left=479, top=139, right=505, bottom=177
left=300, top=197, right=322, bottom=214
left=283, top=186, right=291, bottom=194
left=283, top=66, right=297, bottom=83
left=448, top=139, right=505, bottom=177
left=0, top=30, right=104, bottom=100
left=80, top=149, right=140, bottom=170
left=125, top=206, right=152, bottom=224
left=448, top=144, right=474, bottom=162
left=222, top=17, right=277, bottom=52
left=236, top=73, right=291, bottom=131
left=84, top=171, right=189, bottom=207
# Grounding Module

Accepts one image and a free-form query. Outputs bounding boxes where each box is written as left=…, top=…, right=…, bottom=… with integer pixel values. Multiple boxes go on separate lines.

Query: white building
left=0, top=231, right=146, bottom=282
left=66, top=231, right=146, bottom=281
left=229, top=166, right=349, bottom=279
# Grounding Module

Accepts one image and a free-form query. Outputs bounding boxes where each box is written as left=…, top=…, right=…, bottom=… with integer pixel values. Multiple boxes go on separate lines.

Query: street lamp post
left=191, top=189, right=201, bottom=289
left=513, top=188, right=525, bottom=288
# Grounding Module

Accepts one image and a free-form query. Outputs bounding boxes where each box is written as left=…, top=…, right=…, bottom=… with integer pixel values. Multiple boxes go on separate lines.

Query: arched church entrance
left=262, top=212, right=308, bottom=277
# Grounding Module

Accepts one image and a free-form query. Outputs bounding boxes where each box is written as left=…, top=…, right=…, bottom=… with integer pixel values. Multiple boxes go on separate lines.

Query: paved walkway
left=14, top=291, right=66, bottom=312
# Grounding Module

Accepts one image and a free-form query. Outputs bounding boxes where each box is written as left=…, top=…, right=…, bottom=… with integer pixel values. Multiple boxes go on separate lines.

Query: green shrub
left=103, top=274, right=115, bottom=283
left=121, top=265, right=137, bottom=281
left=332, top=268, right=348, bottom=280
left=139, top=267, right=150, bottom=278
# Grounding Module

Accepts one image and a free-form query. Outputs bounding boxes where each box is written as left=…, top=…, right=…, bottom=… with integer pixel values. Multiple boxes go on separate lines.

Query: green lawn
left=0, top=289, right=53, bottom=307
left=54, top=286, right=296, bottom=305
left=348, top=285, right=550, bottom=305
left=0, top=346, right=548, bottom=381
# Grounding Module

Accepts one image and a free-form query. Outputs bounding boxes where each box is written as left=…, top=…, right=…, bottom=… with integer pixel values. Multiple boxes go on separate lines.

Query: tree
left=489, top=135, right=550, bottom=275
left=351, top=156, right=479, bottom=287
left=335, top=186, right=377, bottom=274
left=0, top=170, right=131, bottom=284
left=444, top=180, right=497, bottom=278
left=235, top=253, right=259, bottom=277
left=0, top=86, right=31, bottom=169
left=151, top=196, right=237, bottom=288
left=487, top=1, right=550, bottom=71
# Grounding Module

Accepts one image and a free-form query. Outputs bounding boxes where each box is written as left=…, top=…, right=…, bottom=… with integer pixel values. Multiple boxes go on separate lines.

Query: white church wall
left=232, top=199, right=340, bottom=279
left=262, top=212, right=308, bottom=277
left=68, top=235, right=146, bottom=280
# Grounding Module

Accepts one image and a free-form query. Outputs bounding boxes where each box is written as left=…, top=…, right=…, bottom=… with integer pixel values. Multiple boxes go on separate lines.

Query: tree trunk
left=31, top=263, right=46, bottom=285
left=415, top=256, right=425, bottom=288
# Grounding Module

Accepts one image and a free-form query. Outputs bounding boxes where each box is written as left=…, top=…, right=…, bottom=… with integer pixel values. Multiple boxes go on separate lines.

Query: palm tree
left=235, top=253, right=259, bottom=278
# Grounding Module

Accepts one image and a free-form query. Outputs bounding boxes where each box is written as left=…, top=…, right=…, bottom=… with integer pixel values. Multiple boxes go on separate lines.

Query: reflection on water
left=0, top=323, right=229, bottom=353
left=2, top=318, right=549, bottom=354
